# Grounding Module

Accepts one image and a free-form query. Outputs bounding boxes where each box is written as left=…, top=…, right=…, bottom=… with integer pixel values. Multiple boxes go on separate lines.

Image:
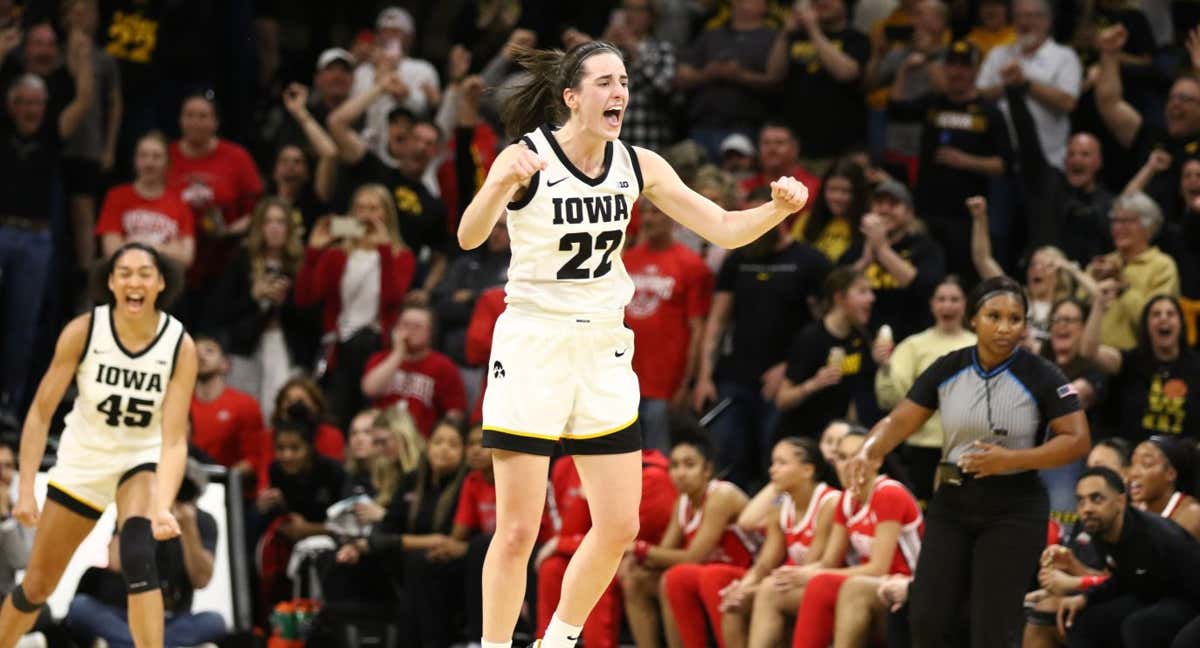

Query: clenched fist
left=770, top=176, right=809, bottom=213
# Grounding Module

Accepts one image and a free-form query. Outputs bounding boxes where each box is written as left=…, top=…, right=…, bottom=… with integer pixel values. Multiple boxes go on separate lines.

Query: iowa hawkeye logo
left=551, top=195, right=630, bottom=225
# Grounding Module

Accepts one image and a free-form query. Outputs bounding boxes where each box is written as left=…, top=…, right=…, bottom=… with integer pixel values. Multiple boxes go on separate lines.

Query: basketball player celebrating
left=457, top=41, right=810, bottom=648
left=0, top=243, right=196, bottom=648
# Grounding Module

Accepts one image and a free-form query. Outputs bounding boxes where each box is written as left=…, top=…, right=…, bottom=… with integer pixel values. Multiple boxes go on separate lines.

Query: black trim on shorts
left=506, top=136, right=542, bottom=211
left=118, top=462, right=157, bottom=486
left=46, top=485, right=104, bottom=520
left=483, top=429, right=558, bottom=457
left=622, top=141, right=643, bottom=192
left=562, top=419, right=643, bottom=456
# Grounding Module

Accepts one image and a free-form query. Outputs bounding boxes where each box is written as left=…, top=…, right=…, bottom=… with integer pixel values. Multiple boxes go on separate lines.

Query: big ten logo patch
left=106, top=11, right=158, bottom=63
left=393, top=186, right=423, bottom=215
left=1144, top=374, right=1188, bottom=435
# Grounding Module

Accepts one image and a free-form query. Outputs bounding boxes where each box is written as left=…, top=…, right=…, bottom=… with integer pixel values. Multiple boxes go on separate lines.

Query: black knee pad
left=10, top=584, right=44, bottom=613
left=119, top=517, right=159, bottom=594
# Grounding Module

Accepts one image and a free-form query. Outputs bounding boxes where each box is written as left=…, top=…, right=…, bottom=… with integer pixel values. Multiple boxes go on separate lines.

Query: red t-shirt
left=454, top=469, right=497, bottom=534
left=168, top=139, right=263, bottom=282
left=363, top=350, right=468, bottom=437
left=189, top=387, right=263, bottom=469
left=96, top=184, right=194, bottom=244
left=624, top=242, right=713, bottom=399
left=835, top=476, right=923, bottom=576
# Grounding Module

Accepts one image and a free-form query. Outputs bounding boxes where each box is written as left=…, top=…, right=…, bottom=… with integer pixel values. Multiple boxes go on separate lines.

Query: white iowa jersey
left=62, top=305, right=186, bottom=454
left=504, top=124, right=643, bottom=316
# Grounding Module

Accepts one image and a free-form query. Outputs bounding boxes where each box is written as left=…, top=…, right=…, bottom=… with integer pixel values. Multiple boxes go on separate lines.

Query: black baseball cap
left=945, top=41, right=980, bottom=67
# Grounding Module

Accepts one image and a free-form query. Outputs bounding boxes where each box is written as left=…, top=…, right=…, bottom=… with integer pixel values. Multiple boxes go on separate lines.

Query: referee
left=848, top=276, right=1091, bottom=648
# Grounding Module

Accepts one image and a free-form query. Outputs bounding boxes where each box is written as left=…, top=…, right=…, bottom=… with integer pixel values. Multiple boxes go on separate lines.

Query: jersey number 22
left=557, top=230, right=623, bottom=280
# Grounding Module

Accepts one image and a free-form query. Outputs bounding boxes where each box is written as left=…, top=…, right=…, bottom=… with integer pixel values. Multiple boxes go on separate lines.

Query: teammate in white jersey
left=457, top=41, right=810, bottom=648
left=0, top=243, right=197, bottom=648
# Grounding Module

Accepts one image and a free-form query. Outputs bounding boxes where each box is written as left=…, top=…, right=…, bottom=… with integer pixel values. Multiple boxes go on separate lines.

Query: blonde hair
left=1031, top=245, right=1076, bottom=302
left=245, top=196, right=305, bottom=279
left=344, top=407, right=381, bottom=476
left=351, top=183, right=405, bottom=248
left=370, top=408, right=425, bottom=506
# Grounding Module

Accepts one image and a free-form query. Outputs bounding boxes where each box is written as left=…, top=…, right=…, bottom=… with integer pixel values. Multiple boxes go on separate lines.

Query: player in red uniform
left=661, top=437, right=839, bottom=648
left=792, top=432, right=923, bottom=648
left=621, top=435, right=753, bottom=648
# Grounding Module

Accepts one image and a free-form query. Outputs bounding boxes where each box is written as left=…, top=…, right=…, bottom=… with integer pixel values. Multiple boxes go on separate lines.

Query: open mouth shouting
left=604, top=104, right=623, bottom=129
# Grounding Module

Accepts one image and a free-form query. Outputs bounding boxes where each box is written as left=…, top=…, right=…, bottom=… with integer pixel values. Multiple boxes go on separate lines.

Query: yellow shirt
left=1100, top=247, right=1180, bottom=350
left=966, top=25, right=1016, bottom=59
left=875, top=327, right=977, bottom=448
left=792, top=213, right=853, bottom=263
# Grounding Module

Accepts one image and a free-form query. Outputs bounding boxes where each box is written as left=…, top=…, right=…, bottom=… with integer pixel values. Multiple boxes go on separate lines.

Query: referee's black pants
left=1066, top=595, right=1197, bottom=648
left=909, top=471, right=1047, bottom=648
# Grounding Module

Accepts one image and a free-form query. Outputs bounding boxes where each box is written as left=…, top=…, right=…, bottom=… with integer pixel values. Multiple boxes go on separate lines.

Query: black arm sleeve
left=1032, top=359, right=1083, bottom=421
left=905, top=350, right=965, bottom=409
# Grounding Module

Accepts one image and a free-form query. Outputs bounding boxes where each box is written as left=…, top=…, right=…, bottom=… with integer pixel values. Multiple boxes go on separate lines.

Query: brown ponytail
left=499, top=41, right=625, bottom=141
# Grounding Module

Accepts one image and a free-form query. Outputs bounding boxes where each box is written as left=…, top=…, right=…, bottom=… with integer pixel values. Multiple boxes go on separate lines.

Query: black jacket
left=1087, top=506, right=1200, bottom=607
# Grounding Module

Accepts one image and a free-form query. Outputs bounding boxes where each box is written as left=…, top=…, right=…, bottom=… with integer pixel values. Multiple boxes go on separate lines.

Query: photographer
left=64, top=459, right=225, bottom=648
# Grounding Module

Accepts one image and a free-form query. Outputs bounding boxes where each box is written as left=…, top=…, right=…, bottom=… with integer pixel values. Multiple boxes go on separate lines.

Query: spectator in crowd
left=694, top=216, right=830, bottom=490
left=476, top=27, right=537, bottom=131
left=624, top=199, right=714, bottom=451
left=968, top=195, right=1086, bottom=338
left=1069, top=0, right=1156, bottom=139
left=448, top=0, right=522, bottom=68
left=0, top=30, right=93, bottom=423
left=977, top=0, right=1081, bottom=170
left=343, top=408, right=382, bottom=496
left=96, top=131, right=195, bottom=269
left=1123, top=150, right=1200, bottom=299
left=211, top=197, right=321, bottom=417
left=841, top=180, right=946, bottom=342
left=767, top=0, right=869, bottom=165
left=329, top=73, right=449, bottom=303
left=790, top=431, right=924, bottom=648
left=337, top=417, right=468, bottom=648
left=294, top=184, right=415, bottom=428
left=677, top=164, right=742, bottom=271
left=874, top=0, right=951, bottom=175
left=65, top=460, right=225, bottom=648
left=875, top=275, right=976, bottom=502
left=265, top=48, right=354, bottom=163
left=714, top=438, right=841, bottom=648
left=276, top=82, right=338, bottom=221
left=1056, top=466, right=1200, bottom=647
left=431, top=214, right=509, bottom=370
left=433, top=50, right=500, bottom=227
left=169, top=91, right=263, bottom=325
left=1022, top=440, right=1133, bottom=648
left=1094, top=24, right=1200, bottom=222
left=1083, top=293, right=1200, bottom=443
left=188, top=336, right=264, bottom=485
left=890, top=40, right=1009, bottom=283
left=965, top=0, right=1016, bottom=58
left=717, top=135, right=756, bottom=181
left=1128, top=436, right=1200, bottom=538
left=256, top=419, right=346, bottom=607
left=776, top=268, right=877, bottom=440
left=1088, top=191, right=1179, bottom=349
left=863, top=0, right=921, bottom=135
left=536, top=447, right=677, bottom=648
left=794, top=158, right=868, bottom=264
left=622, top=434, right=753, bottom=648
left=362, top=305, right=468, bottom=437
left=1038, top=298, right=1109, bottom=436
left=60, top=0, right=121, bottom=281
left=603, top=0, right=678, bottom=151
left=350, top=6, right=440, bottom=147
left=368, top=407, right=425, bottom=506
left=1004, top=68, right=1114, bottom=262
left=739, top=123, right=821, bottom=211
left=259, top=377, right=346, bottom=491
left=675, top=0, right=779, bottom=159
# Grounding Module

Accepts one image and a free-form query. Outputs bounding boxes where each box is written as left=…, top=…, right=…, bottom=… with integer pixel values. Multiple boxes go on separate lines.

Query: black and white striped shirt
left=907, top=347, right=1081, bottom=470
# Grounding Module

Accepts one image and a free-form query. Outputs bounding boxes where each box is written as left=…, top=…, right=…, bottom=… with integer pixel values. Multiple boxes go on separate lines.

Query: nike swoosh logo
left=547, top=177, right=568, bottom=187
left=615, top=349, right=627, bottom=357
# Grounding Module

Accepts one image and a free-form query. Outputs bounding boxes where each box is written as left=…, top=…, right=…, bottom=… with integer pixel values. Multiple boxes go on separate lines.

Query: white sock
left=481, top=641, right=511, bottom=648
left=541, top=614, right=583, bottom=648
